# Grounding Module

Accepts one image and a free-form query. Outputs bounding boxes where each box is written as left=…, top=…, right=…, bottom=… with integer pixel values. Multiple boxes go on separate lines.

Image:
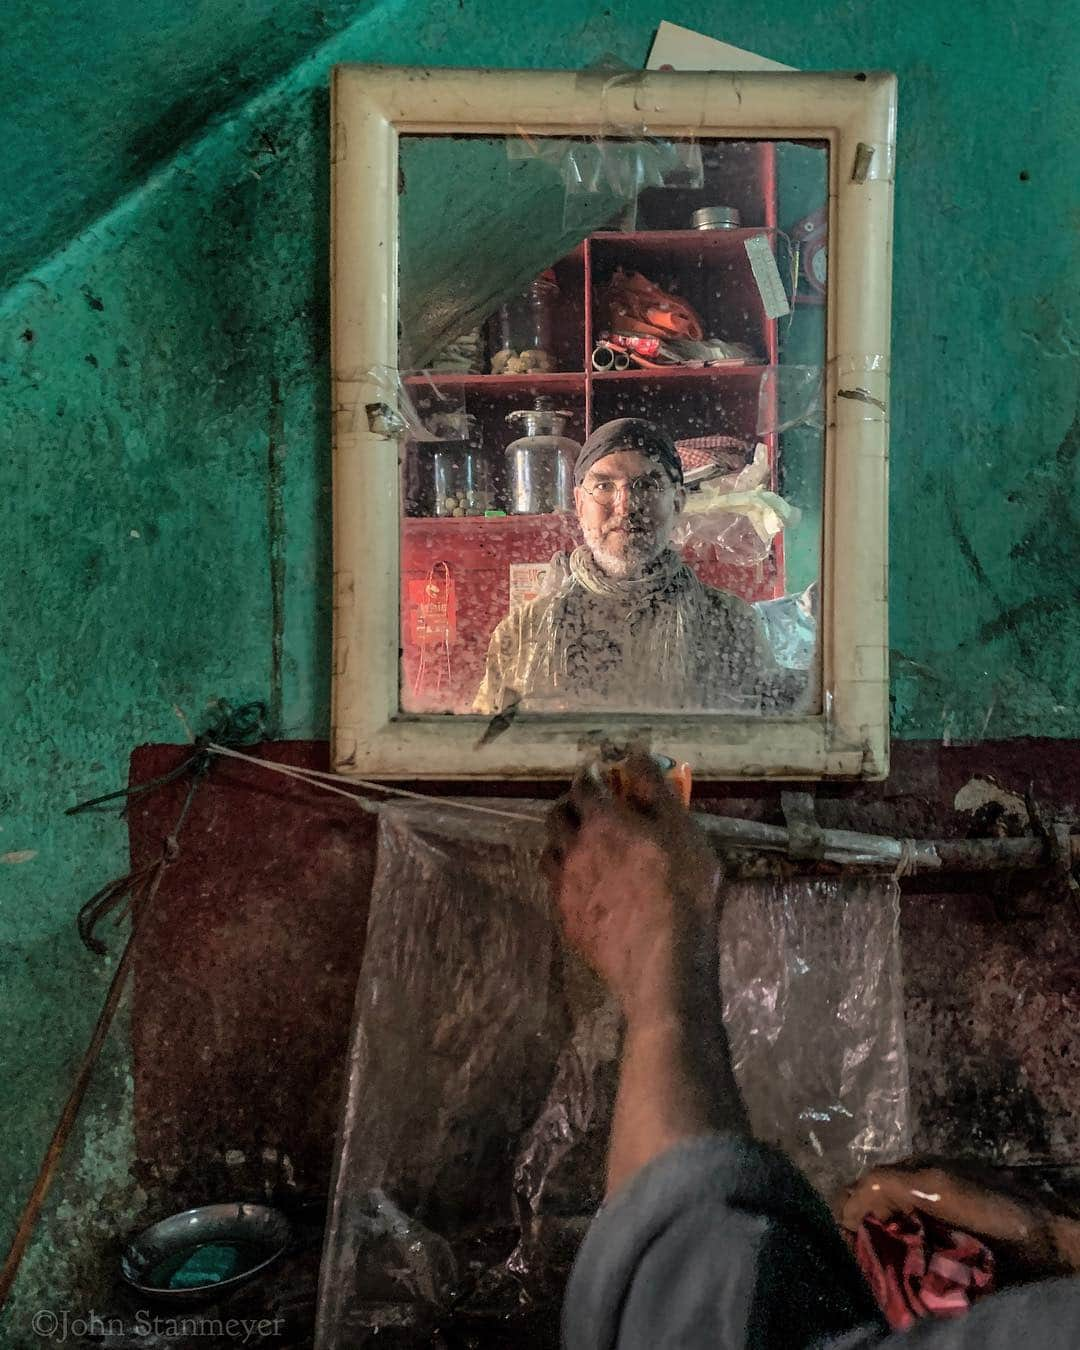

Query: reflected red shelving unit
left=402, top=144, right=794, bottom=712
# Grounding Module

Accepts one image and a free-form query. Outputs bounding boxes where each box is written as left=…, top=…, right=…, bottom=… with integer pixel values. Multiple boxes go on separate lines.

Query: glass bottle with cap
left=504, top=397, right=580, bottom=515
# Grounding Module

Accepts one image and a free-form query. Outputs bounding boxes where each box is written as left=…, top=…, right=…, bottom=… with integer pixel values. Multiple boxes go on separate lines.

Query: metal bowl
left=121, top=1202, right=291, bottom=1304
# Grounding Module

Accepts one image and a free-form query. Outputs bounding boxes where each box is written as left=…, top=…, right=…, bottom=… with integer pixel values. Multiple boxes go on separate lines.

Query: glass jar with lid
left=489, top=270, right=560, bottom=374
left=420, top=412, right=492, bottom=517
left=430, top=443, right=491, bottom=518
left=504, top=397, right=580, bottom=515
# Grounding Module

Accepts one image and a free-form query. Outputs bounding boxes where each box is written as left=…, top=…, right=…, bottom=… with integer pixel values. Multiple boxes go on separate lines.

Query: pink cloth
left=853, top=1211, right=996, bottom=1331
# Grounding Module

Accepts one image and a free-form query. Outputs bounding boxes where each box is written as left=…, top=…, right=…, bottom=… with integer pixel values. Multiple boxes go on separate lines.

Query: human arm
left=544, top=758, right=747, bottom=1196
left=840, top=1161, right=1080, bottom=1278
left=546, top=757, right=888, bottom=1348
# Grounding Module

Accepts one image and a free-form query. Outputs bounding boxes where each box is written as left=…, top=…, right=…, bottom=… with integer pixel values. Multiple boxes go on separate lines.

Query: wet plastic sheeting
left=722, top=874, right=910, bottom=1185
left=399, top=136, right=622, bottom=371
left=315, top=802, right=908, bottom=1345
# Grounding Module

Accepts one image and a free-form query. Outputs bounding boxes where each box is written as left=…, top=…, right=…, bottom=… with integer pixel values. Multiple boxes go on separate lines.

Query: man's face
left=575, top=450, right=685, bottom=578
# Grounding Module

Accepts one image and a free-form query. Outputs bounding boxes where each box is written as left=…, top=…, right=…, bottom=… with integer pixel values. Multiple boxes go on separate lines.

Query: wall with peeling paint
left=1, top=0, right=1078, bottom=1329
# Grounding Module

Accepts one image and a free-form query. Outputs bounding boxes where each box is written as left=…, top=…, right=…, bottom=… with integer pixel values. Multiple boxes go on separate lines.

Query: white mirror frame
left=330, top=65, right=895, bottom=780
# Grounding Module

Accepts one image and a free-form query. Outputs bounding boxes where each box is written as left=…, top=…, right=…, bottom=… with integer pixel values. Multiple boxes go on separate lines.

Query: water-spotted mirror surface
left=395, top=133, right=827, bottom=719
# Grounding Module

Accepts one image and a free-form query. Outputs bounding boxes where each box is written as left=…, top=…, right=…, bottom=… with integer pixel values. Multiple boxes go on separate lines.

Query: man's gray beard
left=585, top=527, right=662, bottom=579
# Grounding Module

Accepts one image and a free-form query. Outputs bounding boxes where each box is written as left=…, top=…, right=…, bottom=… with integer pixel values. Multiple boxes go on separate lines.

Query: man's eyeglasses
left=579, top=475, right=670, bottom=505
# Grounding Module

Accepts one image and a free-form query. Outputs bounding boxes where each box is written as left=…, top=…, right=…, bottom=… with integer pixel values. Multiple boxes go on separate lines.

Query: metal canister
left=504, top=398, right=580, bottom=515
left=691, top=205, right=742, bottom=230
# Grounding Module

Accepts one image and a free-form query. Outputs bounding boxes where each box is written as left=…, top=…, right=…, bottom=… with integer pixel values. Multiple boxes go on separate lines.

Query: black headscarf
left=574, top=418, right=684, bottom=485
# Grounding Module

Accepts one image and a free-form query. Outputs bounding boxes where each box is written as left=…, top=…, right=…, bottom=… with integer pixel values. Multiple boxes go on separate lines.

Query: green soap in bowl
left=148, top=1241, right=253, bottom=1289
left=122, top=1204, right=291, bottom=1303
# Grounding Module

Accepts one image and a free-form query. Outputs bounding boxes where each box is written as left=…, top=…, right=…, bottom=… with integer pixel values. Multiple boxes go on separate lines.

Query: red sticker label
left=406, top=573, right=457, bottom=646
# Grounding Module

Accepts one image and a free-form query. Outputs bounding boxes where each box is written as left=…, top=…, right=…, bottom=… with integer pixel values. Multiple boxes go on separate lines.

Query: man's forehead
left=583, top=450, right=665, bottom=481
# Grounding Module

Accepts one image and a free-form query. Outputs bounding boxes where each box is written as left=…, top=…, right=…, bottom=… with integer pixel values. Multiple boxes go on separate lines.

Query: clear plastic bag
left=721, top=873, right=910, bottom=1193
left=672, top=441, right=801, bottom=564
left=314, top=801, right=908, bottom=1346
left=753, top=583, right=818, bottom=670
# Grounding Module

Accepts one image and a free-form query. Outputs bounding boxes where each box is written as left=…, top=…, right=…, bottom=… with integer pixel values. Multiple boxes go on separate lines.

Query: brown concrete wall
left=127, top=738, right=1080, bottom=1212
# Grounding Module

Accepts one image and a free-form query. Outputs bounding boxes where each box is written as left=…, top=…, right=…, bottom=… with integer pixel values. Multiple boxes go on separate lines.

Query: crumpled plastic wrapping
left=758, top=363, right=825, bottom=435
left=314, top=801, right=909, bottom=1346
left=507, top=132, right=704, bottom=225
left=358, top=365, right=470, bottom=442
left=673, top=441, right=801, bottom=563
left=754, top=583, right=818, bottom=670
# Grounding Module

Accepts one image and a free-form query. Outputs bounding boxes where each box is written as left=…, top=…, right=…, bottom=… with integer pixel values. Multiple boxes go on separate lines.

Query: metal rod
left=693, top=812, right=1080, bottom=874
left=0, top=858, right=167, bottom=1311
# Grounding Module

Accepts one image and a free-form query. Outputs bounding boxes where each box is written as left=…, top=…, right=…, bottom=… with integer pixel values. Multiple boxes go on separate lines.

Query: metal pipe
left=692, top=813, right=1080, bottom=874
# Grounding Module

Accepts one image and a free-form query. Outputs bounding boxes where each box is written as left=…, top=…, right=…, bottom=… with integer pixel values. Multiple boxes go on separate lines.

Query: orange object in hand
left=608, top=755, right=693, bottom=809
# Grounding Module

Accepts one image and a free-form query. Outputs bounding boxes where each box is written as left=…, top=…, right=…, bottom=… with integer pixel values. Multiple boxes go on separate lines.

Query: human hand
left=837, top=1163, right=1080, bottom=1272
left=543, top=754, right=719, bottom=1018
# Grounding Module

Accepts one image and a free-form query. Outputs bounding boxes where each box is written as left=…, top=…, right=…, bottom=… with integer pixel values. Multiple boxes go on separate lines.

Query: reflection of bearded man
left=474, top=418, right=787, bottom=716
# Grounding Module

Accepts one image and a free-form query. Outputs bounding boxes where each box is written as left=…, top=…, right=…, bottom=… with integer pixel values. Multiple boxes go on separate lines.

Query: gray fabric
left=563, top=1134, right=1080, bottom=1350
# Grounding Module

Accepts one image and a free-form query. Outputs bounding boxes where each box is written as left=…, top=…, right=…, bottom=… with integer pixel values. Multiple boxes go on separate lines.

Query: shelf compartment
left=588, top=241, right=785, bottom=359
left=590, top=227, right=782, bottom=253
left=403, top=371, right=586, bottom=391
left=589, top=364, right=765, bottom=384
left=402, top=381, right=586, bottom=520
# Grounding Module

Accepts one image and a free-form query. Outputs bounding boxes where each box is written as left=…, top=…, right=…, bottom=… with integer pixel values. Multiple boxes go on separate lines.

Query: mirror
left=330, top=66, right=894, bottom=780
left=396, top=133, right=827, bottom=719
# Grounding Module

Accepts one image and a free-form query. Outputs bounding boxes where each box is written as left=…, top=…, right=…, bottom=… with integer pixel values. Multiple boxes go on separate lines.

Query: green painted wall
left=1, top=0, right=1078, bottom=1330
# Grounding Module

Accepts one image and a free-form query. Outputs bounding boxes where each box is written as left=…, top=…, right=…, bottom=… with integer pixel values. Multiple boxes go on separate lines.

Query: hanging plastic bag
left=314, top=802, right=909, bottom=1345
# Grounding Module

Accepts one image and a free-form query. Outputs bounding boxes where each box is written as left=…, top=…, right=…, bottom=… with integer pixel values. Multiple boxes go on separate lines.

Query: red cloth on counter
left=853, top=1211, right=996, bottom=1331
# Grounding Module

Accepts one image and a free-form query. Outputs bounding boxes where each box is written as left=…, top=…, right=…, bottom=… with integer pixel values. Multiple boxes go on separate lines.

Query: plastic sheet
left=356, top=365, right=469, bottom=442
left=753, top=583, right=818, bottom=669
left=757, top=362, right=824, bottom=436
left=507, top=132, right=704, bottom=231
left=722, top=873, right=909, bottom=1187
left=673, top=441, right=801, bottom=564
left=314, top=801, right=909, bottom=1346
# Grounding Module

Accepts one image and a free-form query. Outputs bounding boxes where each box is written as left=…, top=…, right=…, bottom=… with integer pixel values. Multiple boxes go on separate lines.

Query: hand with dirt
left=544, top=755, right=746, bottom=1195
left=543, top=753, right=718, bottom=1019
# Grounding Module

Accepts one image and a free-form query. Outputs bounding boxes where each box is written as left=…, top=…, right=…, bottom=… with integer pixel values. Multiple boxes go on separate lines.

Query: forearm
left=607, top=1010, right=747, bottom=1197
left=606, top=907, right=749, bottom=1198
